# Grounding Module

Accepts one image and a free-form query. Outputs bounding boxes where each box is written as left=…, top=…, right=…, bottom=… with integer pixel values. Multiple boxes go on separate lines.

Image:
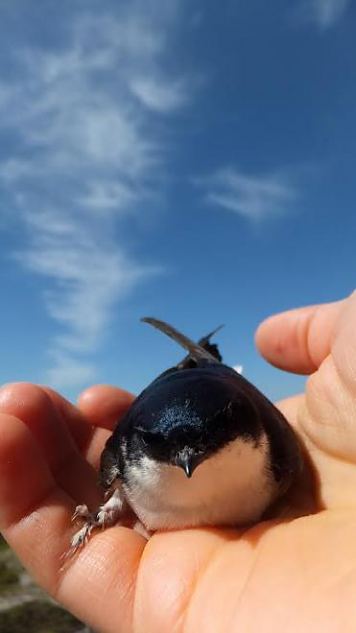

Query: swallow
left=70, top=318, right=302, bottom=549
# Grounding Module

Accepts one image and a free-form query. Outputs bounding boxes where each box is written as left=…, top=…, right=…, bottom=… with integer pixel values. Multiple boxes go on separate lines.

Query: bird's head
left=129, top=397, right=263, bottom=479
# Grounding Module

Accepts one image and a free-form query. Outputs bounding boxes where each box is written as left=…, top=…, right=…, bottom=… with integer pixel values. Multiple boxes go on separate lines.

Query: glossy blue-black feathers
left=99, top=318, right=302, bottom=494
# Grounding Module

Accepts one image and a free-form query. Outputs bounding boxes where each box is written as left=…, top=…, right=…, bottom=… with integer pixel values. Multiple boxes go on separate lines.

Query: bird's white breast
left=123, top=435, right=278, bottom=531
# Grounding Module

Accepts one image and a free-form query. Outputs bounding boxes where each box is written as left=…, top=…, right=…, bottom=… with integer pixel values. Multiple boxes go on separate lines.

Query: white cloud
left=130, top=76, right=188, bottom=112
left=17, top=212, right=151, bottom=353
left=77, top=182, right=138, bottom=212
left=0, top=6, right=191, bottom=390
left=201, top=167, right=296, bottom=221
left=297, top=0, right=350, bottom=29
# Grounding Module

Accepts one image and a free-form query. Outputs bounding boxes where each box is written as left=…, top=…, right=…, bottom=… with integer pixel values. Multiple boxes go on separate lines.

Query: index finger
left=78, top=384, right=135, bottom=430
left=76, top=385, right=135, bottom=469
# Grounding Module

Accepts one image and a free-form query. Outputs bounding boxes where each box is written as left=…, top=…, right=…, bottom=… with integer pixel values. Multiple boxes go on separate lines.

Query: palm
left=1, top=293, right=356, bottom=633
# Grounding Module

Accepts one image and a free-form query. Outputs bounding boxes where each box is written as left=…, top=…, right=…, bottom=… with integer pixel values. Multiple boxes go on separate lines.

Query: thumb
left=255, top=298, right=346, bottom=375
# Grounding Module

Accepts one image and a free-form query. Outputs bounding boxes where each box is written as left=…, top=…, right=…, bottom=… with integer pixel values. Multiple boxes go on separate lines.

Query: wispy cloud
left=0, top=4, right=191, bottom=390
left=296, top=0, right=350, bottom=29
left=200, top=167, right=296, bottom=221
left=130, top=75, right=189, bottom=113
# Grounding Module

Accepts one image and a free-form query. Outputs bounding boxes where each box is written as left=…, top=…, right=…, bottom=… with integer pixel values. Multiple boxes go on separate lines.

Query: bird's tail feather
left=141, top=317, right=221, bottom=365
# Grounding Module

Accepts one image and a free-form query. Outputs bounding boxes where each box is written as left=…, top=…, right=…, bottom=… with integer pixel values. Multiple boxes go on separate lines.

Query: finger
left=77, top=385, right=135, bottom=469
left=59, top=528, right=145, bottom=633
left=0, top=413, right=66, bottom=530
left=0, top=412, right=146, bottom=633
left=43, top=385, right=112, bottom=471
left=0, top=383, right=77, bottom=466
left=255, top=300, right=345, bottom=374
left=0, top=383, right=99, bottom=507
left=77, top=384, right=135, bottom=430
left=0, top=412, right=74, bottom=585
left=41, top=385, right=94, bottom=451
left=133, top=528, right=232, bottom=633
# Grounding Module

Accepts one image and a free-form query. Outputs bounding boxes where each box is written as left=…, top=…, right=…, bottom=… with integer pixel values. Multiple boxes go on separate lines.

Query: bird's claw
left=71, top=504, right=90, bottom=522
left=66, top=489, right=125, bottom=558
left=69, top=523, right=94, bottom=552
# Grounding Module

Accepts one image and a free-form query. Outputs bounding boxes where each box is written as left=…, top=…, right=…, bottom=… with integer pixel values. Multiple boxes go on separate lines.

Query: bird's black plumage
left=100, top=318, right=302, bottom=496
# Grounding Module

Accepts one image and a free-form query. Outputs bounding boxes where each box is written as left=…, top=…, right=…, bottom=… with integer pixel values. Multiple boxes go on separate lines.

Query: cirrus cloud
left=0, top=3, right=193, bottom=390
left=200, top=167, right=296, bottom=222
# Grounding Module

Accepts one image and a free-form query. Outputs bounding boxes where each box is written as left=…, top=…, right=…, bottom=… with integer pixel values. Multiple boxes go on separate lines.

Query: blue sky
left=0, top=0, right=355, bottom=403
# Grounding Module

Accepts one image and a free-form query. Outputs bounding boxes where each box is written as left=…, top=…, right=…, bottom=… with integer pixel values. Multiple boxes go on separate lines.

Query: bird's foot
left=72, top=504, right=92, bottom=522
left=70, top=522, right=95, bottom=551
left=68, top=488, right=125, bottom=555
left=95, top=488, right=124, bottom=528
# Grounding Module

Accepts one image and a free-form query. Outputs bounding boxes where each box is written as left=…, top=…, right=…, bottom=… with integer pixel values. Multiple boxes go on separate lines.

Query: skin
left=0, top=292, right=356, bottom=632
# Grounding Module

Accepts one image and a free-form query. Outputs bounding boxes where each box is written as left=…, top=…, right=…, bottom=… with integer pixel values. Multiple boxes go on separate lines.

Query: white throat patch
left=123, top=434, right=277, bottom=531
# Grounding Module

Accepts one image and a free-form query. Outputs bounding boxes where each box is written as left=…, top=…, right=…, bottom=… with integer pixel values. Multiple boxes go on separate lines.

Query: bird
left=70, top=317, right=302, bottom=549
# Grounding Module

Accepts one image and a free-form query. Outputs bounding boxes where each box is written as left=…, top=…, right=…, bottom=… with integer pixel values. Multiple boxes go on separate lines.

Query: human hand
left=1, top=292, right=356, bottom=632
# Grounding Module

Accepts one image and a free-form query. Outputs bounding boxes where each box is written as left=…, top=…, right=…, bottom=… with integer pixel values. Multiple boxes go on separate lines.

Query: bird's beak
left=175, top=447, right=199, bottom=478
